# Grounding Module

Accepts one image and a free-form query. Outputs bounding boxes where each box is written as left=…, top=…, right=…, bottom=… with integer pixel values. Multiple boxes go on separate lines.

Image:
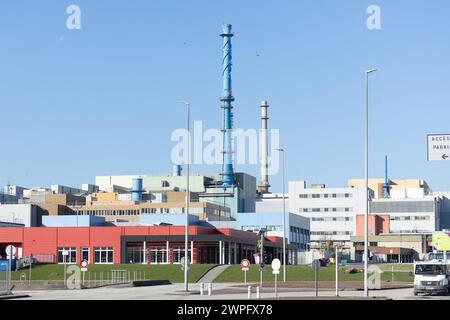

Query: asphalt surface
left=10, top=283, right=450, bottom=300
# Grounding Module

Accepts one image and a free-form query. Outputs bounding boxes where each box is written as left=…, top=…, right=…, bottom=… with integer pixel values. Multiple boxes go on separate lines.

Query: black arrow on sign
left=442, top=154, right=449, bottom=160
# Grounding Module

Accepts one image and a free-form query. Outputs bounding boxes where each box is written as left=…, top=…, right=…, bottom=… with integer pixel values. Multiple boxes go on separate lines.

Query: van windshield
left=415, top=264, right=447, bottom=275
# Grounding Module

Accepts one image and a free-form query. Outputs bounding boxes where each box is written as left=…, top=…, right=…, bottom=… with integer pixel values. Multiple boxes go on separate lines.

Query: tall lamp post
left=364, top=69, right=377, bottom=297
left=276, top=148, right=287, bottom=282
left=179, top=101, right=191, bottom=292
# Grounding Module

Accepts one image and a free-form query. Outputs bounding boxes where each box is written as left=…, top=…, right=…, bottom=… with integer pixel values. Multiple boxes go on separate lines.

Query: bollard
left=256, top=286, right=260, bottom=299
left=247, top=286, right=252, bottom=299
left=200, top=282, right=204, bottom=296
left=208, top=283, right=212, bottom=296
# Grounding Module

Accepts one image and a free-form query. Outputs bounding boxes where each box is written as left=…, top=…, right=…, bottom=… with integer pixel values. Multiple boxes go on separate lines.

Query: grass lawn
left=377, top=263, right=414, bottom=272
left=214, top=265, right=413, bottom=283
left=11, top=264, right=215, bottom=283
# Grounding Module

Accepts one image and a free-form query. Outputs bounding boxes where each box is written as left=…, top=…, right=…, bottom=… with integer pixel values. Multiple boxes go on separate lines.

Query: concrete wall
left=0, top=204, right=38, bottom=227
left=139, top=214, right=199, bottom=226
left=255, top=193, right=286, bottom=213
left=42, top=215, right=106, bottom=227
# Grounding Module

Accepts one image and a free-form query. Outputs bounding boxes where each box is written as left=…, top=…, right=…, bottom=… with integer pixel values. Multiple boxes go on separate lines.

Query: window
left=58, top=247, right=77, bottom=264
left=332, top=194, right=337, bottom=198
left=81, top=247, right=90, bottom=262
left=172, top=247, right=191, bottom=264
left=150, top=247, right=168, bottom=264
left=94, top=247, right=114, bottom=264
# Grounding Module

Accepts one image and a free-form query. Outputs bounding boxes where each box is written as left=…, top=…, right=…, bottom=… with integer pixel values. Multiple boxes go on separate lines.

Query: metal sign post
left=6, top=245, right=16, bottom=295
left=29, top=253, right=33, bottom=285
left=335, top=246, right=339, bottom=297
left=80, top=260, right=88, bottom=288
left=241, top=259, right=250, bottom=284
left=312, top=259, right=320, bottom=297
left=272, top=259, right=281, bottom=299
left=62, top=250, right=69, bottom=288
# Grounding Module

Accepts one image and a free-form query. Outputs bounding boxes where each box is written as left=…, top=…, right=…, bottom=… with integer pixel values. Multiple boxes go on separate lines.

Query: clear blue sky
left=1, top=0, right=450, bottom=192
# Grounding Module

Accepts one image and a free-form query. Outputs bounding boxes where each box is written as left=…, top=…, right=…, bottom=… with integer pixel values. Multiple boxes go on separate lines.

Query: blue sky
left=1, top=0, right=450, bottom=192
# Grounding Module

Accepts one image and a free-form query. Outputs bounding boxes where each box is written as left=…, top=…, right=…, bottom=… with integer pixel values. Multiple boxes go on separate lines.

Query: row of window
left=390, top=215, right=430, bottom=221
left=353, top=242, right=378, bottom=247
left=290, top=227, right=310, bottom=245
left=311, top=217, right=353, bottom=222
left=300, top=207, right=352, bottom=213
left=126, top=246, right=191, bottom=264
left=75, top=207, right=204, bottom=216
left=242, top=225, right=283, bottom=232
left=57, top=247, right=114, bottom=264
left=299, top=193, right=352, bottom=199
left=311, top=231, right=352, bottom=236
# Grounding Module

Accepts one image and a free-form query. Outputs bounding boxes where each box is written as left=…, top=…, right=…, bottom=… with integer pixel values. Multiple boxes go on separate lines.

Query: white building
left=288, top=181, right=370, bottom=256
left=370, top=196, right=440, bottom=234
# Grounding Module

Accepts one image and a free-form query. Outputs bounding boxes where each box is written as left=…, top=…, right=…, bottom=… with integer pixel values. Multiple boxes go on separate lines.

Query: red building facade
left=0, top=225, right=293, bottom=265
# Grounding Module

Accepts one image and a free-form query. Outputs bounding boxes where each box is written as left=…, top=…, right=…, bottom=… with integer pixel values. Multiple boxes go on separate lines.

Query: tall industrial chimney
left=220, top=24, right=235, bottom=187
left=257, top=100, right=270, bottom=194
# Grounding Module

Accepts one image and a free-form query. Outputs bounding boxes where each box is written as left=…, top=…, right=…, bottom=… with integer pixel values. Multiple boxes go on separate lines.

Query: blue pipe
left=384, top=155, right=389, bottom=198
left=220, top=24, right=234, bottom=187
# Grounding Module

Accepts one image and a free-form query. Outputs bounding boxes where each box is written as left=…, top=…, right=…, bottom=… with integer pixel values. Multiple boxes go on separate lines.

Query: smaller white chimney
left=257, top=100, right=270, bottom=194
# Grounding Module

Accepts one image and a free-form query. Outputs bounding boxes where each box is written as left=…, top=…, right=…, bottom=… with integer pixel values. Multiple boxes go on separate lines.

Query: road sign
left=253, top=253, right=260, bottom=265
left=241, top=259, right=250, bottom=270
left=312, top=259, right=320, bottom=271
left=62, top=250, right=69, bottom=256
left=5, top=245, right=16, bottom=257
left=271, top=258, right=281, bottom=275
left=80, top=259, right=88, bottom=272
left=427, top=134, right=450, bottom=161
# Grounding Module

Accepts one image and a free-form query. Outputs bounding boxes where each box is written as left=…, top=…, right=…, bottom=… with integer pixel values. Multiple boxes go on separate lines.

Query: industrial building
left=287, top=180, right=369, bottom=257
left=0, top=219, right=296, bottom=265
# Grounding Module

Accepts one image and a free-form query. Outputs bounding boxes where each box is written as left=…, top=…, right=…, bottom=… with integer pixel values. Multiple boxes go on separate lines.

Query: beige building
left=347, top=178, right=431, bottom=199
left=351, top=233, right=432, bottom=263
left=68, top=200, right=230, bottom=222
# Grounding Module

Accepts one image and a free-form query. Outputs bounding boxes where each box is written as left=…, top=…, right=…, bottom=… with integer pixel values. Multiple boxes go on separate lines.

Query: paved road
left=11, top=284, right=450, bottom=300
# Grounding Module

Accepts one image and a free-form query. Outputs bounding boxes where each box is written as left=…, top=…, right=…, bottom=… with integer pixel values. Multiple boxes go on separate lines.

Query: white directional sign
left=427, top=134, right=450, bottom=161
left=271, top=258, right=281, bottom=275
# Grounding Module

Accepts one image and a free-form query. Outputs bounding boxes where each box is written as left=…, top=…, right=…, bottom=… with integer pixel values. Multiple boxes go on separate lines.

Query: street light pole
left=179, top=101, right=191, bottom=292
left=364, top=69, right=377, bottom=297
left=276, top=148, right=287, bottom=282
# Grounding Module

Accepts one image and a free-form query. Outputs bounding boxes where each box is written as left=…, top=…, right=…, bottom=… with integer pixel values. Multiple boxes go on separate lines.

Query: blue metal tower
left=220, top=24, right=234, bottom=187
